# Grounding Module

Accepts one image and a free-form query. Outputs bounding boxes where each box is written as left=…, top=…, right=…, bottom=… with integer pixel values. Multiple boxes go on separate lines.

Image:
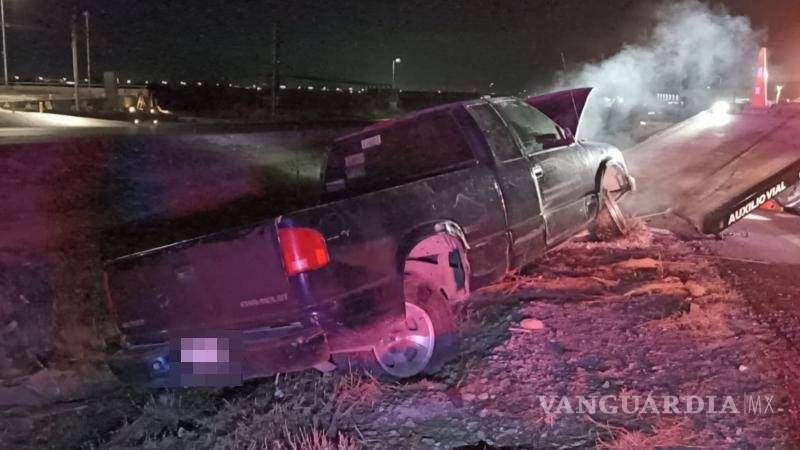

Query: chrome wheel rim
left=603, top=189, right=628, bottom=234
left=373, top=302, right=435, bottom=378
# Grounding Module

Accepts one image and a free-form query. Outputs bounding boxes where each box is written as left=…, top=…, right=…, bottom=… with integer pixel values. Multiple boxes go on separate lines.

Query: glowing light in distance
left=711, top=100, right=731, bottom=115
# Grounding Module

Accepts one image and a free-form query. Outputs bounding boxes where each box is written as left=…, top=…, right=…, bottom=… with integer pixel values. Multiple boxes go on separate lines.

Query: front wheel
left=589, top=188, right=627, bottom=241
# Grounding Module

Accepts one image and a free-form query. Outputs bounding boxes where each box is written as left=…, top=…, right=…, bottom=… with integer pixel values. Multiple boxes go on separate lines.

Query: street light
left=1, top=0, right=8, bottom=85
left=392, top=57, right=401, bottom=90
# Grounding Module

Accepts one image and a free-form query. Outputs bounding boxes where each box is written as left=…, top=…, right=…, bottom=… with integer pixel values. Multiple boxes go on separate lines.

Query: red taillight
left=278, top=227, right=330, bottom=275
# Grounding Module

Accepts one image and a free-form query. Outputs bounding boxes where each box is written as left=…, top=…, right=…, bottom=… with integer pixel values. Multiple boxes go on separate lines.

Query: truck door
left=490, top=99, right=594, bottom=247
left=528, top=141, right=596, bottom=245
left=466, top=102, right=546, bottom=268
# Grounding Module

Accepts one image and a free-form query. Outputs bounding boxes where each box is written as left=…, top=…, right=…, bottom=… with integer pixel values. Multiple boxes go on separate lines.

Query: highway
left=706, top=209, right=800, bottom=265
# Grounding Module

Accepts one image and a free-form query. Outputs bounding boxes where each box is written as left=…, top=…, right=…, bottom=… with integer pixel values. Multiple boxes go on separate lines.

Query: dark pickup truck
left=104, top=88, right=635, bottom=386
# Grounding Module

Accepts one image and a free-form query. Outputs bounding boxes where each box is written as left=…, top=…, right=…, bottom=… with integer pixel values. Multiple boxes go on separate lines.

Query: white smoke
left=549, top=0, right=764, bottom=146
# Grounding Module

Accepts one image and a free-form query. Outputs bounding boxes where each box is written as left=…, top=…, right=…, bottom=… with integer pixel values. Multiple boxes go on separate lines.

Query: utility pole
left=1, top=0, right=8, bottom=86
left=271, top=23, right=280, bottom=117
left=83, top=11, right=91, bottom=88
left=71, top=14, right=80, bottom=112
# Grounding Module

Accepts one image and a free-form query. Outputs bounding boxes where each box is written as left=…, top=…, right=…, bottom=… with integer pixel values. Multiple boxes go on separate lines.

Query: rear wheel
left=372, top=276, right=457, bottom=378
left=334, top=234, right=465, bottom=379
left=372, top=302, right=435, bottom=378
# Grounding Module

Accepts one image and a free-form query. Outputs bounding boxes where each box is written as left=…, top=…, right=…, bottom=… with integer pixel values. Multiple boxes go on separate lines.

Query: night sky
left=7, top=0, right=800, bottom=91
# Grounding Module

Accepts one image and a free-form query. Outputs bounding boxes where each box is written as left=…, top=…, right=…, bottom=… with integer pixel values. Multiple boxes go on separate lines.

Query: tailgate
left=105, top=222, right=297, bottom=342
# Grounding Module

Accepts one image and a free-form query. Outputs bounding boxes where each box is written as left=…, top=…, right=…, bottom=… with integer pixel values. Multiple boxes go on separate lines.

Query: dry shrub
left=597, top=419, right=698, bottom=450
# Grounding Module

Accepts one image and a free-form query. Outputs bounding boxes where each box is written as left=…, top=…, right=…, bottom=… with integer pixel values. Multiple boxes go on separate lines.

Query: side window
left=466, top=103, right=522, bottom=162
left=367, top=112, right=474, bottom=188
left=323, top=111, right=475, bottom=194
left=492, top=100, right=562, bottom=153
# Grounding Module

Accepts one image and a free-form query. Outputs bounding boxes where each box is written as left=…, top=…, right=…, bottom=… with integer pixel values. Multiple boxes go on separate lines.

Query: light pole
left=391, top=57, right=401, bottom=90
left=1, top=0, right=8, bottom=86
left=70, top=13, right=79, bottom=112
left=83, top=11, right=90, bottom=88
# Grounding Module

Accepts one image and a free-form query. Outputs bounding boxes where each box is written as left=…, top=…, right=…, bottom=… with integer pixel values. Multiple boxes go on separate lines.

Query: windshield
left=492, top=99, right=563, bottom=150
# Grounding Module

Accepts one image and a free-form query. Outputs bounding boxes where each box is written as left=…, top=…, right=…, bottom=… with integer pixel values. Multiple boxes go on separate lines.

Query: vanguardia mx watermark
left=538, top=395, right=777, bottom=415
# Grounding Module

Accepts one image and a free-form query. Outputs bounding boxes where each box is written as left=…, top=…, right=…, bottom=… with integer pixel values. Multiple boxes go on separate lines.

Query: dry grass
left=484, top=273, right=614, bottom=297
left=587, top=218, right=654, bottom=250
left=225, top=371, right=378, bottom=449
left=623, top=276, right=688, bottom=297
left=483, top=272, right=533, bottom=296
left=679, top=302, right=736, bottom=337
left=253, top=428, right=360, bottom=450
left=641, top=268, right=739, bottom=339
left=596, top=419, right=698, bottom=450
left=642, top=298, right=735, bottom=338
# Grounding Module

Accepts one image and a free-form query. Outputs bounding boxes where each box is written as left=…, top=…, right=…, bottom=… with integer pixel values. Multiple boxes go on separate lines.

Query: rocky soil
left=2, top=227, right=798, bottom=449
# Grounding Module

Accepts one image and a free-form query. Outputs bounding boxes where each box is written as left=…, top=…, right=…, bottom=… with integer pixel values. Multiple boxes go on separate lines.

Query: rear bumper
left=108, top=323, right=330, bottom=387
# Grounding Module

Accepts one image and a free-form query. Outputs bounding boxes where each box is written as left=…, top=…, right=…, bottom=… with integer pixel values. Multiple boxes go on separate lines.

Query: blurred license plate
left=169, top=332, right=243, bottom=387
left=181, top=337, right=229, bottom=363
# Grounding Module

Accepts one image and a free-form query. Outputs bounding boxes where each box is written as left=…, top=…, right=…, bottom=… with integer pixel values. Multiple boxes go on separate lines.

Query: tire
left=589, top=189, right=627, bottom=241
left=371, top=275, right=458, bottom=378
left=332, top=234, right=466, bottom=380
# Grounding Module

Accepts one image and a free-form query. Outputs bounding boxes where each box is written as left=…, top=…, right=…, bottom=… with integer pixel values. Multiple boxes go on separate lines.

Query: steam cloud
left=549, top=0, right=764, bottom=146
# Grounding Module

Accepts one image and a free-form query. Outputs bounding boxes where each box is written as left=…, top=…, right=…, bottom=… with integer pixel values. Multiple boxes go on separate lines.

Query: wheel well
left=396, top=222, right=467, bottom=271
left=399, top=224, right=471, bottom=302
left=596, top=160, right=628, bottom=194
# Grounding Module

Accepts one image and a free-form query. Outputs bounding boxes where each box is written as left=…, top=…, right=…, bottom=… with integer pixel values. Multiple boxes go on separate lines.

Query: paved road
left=705, top=209, right=800, bottom=264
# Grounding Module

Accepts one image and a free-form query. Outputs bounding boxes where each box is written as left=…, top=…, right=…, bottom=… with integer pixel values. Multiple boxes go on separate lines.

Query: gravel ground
left=3, top=227, right=798, bottom=449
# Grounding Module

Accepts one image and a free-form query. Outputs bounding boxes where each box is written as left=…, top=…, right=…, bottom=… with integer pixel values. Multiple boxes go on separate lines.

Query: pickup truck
left=104, top=88, right=635, bottom=386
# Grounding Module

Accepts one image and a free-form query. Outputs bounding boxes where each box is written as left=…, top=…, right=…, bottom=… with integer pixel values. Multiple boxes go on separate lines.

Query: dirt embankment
left=3, top=227, right=798, bottom=449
